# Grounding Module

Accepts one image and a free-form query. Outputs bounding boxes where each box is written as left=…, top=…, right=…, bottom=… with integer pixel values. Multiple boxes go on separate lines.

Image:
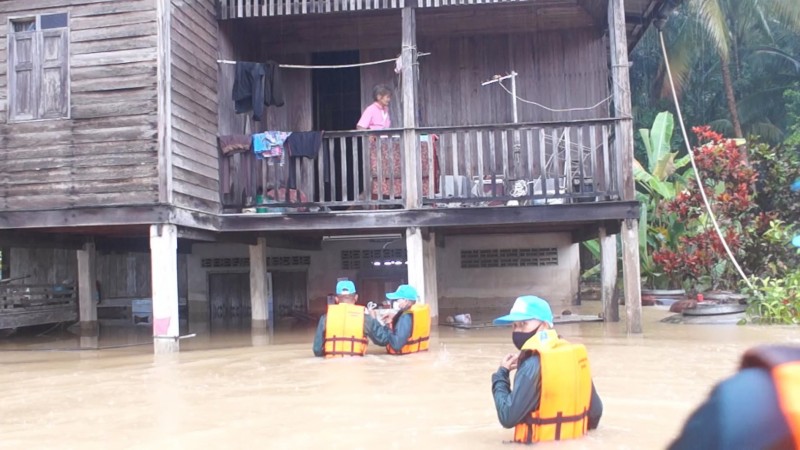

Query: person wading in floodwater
left=312, top=280, right=380, bottom=358
left=490, top=295, right=603, bottom=444
left=668, top=345, right=800, bottom=450
left=366, top=284, right=431, bottom=355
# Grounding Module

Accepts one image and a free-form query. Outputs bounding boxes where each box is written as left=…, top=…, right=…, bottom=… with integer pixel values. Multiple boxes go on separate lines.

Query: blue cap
left=386, top=284, right=418, bottom=301
left=791, top=179, right=800, bottom=192
left=793, top=235, right=800, bottom=248
left=336, top=280, right=356, bottom=295
left=493, top=296, right=554, bottom=326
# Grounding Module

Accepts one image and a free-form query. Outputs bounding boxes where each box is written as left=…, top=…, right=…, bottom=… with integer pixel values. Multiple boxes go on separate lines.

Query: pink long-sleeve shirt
left=357, top=102, right=391, bottom=130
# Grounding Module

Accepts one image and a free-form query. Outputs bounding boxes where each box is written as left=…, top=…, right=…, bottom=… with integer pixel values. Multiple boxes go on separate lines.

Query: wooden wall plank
left=0, top=0, right=160, bottom=212
left=417, top=29, right=609, bottom=127
left=169, top=0, right=221, bottom=212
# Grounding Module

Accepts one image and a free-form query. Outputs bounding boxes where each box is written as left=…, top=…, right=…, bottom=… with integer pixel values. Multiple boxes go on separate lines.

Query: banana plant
left=634, top=111, right=691, bottom=288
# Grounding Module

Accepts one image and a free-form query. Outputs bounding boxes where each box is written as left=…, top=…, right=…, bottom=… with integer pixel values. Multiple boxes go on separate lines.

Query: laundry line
left=217, top=52, right=430, bottom=70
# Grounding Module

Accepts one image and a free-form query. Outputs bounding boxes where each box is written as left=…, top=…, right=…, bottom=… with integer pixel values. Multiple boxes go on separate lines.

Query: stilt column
left=77, top=241, right=97, bottom=334
left=599, top=226, right=620, bottom=322
left=249, top=237, right=269, bottom=330
left=406, top=227, right=438, bottom=320
left=150, top=224, right=180, bottom=353
left=609, top=0, right=642, bottom=333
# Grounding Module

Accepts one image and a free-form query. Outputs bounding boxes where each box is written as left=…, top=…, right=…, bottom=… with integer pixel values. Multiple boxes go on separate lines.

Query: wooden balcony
left=217, top=0, right=565, bottom=18
left=219, top=119, right=620, bottom=214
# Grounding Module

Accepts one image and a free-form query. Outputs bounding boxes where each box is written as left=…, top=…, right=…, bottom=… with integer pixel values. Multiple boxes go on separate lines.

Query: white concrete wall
left=186, top=232, right=579, bottom=326
left=437, top=232, right=580, bottom=312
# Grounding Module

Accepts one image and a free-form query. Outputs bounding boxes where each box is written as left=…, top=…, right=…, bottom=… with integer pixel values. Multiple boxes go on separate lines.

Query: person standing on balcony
left=490, top=296, right=603, bottom=444
left=366, top=285, right=431, bottom=355
left=356, top=85, right=392, bottom=130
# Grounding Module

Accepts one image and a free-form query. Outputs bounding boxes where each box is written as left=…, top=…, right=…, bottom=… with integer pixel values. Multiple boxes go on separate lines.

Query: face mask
left=512, top=330, right=538, bottom=350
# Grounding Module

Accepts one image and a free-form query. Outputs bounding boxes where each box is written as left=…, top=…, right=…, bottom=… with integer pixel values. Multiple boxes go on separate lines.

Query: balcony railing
left=0, top=283, right=77, bottom=329
left=420, top=119, right=619, bottom=206
left=218, top=0, right=405, bottom=18
left=219, top=119, right=620, bottom=213
left=216, top=0, right=528, bottom=18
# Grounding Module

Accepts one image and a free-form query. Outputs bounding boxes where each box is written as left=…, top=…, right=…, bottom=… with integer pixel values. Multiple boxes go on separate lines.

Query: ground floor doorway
left=208, top=272, right=251, bottom=331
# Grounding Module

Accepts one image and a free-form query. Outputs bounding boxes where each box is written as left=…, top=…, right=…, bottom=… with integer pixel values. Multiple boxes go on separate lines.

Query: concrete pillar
left=249, top=237, right=269, bottom=331
left=76, top=241, right=97, bottom=335
left=406, top=227, right=438, bottom=320
left=150, top=224, right=180, bottom=353
left=622, top=220, right=642, bottom=333
left=599, top=226, right=620, bottom=322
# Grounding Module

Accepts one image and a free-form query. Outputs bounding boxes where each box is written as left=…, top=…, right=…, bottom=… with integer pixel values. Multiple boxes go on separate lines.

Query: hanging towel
left=285, top=131, right=323, bottom=189
left=264, top=61, right=285, bottom=107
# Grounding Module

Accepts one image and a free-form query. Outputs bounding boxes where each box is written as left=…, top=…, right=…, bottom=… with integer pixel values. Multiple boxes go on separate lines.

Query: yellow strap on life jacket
left=323, top=303, right=368, bottom=358
left=773, top=362, right=800, bottom=449
left=387, top=303, right=431, bottom=355
left=514, top=330, right=592, bottom=444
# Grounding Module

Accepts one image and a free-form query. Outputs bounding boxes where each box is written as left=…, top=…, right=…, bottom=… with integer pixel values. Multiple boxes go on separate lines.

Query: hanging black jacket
left=232, top=62, right=267, bottom=122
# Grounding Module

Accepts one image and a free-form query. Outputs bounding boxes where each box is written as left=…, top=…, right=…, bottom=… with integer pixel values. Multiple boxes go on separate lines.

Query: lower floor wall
left=4, top=231, right=579, bottom=330
left=187, top=231, right=579, bottom=327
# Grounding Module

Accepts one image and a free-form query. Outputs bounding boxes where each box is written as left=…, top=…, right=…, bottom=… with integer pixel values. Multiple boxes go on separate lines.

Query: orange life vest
left=513, top=329, right=592, bottom=444
left=386, top=303, right=431, bottom=355
left=323, top=303, right=368, bottom=358
left=741, top=346, right=800, bottom=449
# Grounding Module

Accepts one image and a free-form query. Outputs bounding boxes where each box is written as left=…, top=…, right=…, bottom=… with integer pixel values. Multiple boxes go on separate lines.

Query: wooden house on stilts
left=0, top=0, right=678, bottom=352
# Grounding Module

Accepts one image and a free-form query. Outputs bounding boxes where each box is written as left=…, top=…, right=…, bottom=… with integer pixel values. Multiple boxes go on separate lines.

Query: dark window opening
left=41, top=13, right=68, bottom=30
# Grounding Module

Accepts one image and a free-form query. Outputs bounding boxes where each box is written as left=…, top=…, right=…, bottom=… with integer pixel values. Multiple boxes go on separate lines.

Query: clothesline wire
left=496, top=80, right=613, bottom=113
left=217, top=52, right=430, bottom=70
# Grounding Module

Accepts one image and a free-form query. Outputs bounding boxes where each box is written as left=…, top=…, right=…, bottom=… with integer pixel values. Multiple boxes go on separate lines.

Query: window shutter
left=38, top=29, right=68, bottom=119
left=8, top=31, right=38, bottom=121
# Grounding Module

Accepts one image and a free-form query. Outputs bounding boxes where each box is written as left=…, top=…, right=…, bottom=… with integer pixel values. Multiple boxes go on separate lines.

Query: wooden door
left=208, top=272, right=250, bottom=330
left=359, top=275, right=406, bottom=307
left=272, top=271, right=308, bottom=319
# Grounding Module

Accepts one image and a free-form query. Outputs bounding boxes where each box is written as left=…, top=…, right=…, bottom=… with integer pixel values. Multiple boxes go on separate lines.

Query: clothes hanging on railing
left=232, top=61, right=284, bottom=122
left=253, top=131, right=291, bottom=159
left=285, top=131, right=324, bottom=190
left=218, top=135, right=252, bottom=195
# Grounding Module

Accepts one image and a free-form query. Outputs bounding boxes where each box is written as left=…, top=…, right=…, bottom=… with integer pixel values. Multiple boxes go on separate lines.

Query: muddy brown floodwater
left=1, top=306, right=797, bottom=450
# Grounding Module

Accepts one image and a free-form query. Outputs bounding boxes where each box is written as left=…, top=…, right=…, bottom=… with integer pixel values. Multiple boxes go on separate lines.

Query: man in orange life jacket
left=668, top=345, right=800, bottom=450
left=366, top=284, right=431, bottom=355
left=312, top=280, right=380, bottom=358
left=491, top=295, right=603, bottom=444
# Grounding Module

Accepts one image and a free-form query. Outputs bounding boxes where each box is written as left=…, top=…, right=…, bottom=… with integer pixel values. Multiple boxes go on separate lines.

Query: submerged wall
left=185, top=232, right=579, bottom=327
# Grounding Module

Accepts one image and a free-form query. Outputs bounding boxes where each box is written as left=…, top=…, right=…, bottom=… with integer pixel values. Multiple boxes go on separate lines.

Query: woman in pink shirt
left=357, top=85, right=392, bottom=130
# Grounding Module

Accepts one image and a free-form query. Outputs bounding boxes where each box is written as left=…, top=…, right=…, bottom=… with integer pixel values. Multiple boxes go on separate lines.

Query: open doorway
left=312, top=50, right=361, bottom=130
left=312, top=51, right=362, bottom=202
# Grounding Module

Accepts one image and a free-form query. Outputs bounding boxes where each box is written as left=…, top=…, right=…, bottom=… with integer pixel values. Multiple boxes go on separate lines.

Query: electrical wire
left=496, top=80, right=613, bottom=113
left=658, top=31, right=754, bottom=290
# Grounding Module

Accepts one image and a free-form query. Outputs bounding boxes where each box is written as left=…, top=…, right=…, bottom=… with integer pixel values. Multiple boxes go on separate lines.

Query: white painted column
left=150, top=224, right=180, bottom=353
left=249, top=237, right=268, bottom=330
left=76, top=241, right=97, bottom=334
left=599, top=226, right=620, bottom=322
left=406, top=227, right=438, bottom=320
